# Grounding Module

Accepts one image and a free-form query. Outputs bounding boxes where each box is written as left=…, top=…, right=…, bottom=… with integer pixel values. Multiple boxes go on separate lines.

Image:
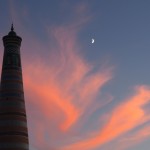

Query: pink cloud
left=62, top=86, right=150, bottom=150
left=7, top=2, right=150, bottom=150
left=23, top=24, right=113, bottom=133
left=3, top=2, right=149, bottom=150
left=13, top=6, right=112, bottom=148
left=116, top=123, right=150, bottom=150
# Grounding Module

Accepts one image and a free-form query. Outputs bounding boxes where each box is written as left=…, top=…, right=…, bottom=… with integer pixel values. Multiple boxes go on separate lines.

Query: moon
left=92, top=38, right=95, bottom=44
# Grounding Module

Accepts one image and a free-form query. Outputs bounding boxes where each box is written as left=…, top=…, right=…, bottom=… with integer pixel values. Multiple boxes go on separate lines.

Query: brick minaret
left=0, top=25, right=29, bottom=149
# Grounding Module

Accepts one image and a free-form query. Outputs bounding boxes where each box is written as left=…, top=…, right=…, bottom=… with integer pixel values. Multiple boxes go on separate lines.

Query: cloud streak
left=62, top=86, right=150, bottom=150
left=24, top=24, right=113, bottom=132
left=6, top=1, right=150, bottom=150
left=20, top=6, right=113, bottom=148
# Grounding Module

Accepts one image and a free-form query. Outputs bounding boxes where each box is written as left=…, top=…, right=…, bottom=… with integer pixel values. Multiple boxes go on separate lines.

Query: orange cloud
left=23, top=25, right=113, bottom=133
left=127, top=125, right=150, bottom=141
left=62, top=86, right=150, bottom=150
left=7, top=2, right=113, bottom=148
left=21, top=23, right=113, bottom=150
left=115, top=124, right=150, bottom=150
left=5, top=1, right=150, bottom=150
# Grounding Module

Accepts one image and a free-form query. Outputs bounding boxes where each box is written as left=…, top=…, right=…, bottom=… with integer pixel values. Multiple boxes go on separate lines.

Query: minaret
left=0, top=25, right=29, bottom=149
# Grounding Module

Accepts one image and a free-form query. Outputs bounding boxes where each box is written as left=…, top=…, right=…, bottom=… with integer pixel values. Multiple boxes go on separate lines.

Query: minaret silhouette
left=0, top=24, right=29, bottom=149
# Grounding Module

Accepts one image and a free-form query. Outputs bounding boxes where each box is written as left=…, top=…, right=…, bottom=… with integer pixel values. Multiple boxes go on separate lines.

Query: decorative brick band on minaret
left=0, top=25, right=29, bottom=149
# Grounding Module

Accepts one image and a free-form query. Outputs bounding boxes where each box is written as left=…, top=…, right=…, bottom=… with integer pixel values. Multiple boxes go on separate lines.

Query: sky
left=0, top=0, right=150, bottom=150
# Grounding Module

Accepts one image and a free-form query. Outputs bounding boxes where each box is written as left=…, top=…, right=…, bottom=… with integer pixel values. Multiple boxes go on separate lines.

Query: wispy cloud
left=6, top=1, right=150, bottom=150
left=13, top=2, right=113, bottom=149
left=62, top=86, right=150, bottom=150
left=22, top=25, right=112, bottom=149
left=116, top=123, right=150, bottom=150
left=23, top=23, right=113, bottom=132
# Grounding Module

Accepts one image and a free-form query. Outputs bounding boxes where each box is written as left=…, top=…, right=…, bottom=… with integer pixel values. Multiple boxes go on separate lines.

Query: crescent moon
left=92, top=38, right=95, bottom=44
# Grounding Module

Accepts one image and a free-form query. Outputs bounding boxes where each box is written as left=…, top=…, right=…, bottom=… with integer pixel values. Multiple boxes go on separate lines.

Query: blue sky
left=0, top=0, right=150, bottom=150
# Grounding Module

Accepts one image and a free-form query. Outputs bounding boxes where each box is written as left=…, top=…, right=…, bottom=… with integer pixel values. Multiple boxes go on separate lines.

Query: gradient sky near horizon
left=0, top=0, right=150, bottom=150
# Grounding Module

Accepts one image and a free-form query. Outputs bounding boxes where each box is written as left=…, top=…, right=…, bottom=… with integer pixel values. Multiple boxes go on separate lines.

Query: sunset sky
left=0, top=0, right=150, bottom=150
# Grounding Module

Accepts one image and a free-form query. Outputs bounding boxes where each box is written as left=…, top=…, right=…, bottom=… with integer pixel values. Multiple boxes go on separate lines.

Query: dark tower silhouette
left=0, top=25, right=29, bottom=149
